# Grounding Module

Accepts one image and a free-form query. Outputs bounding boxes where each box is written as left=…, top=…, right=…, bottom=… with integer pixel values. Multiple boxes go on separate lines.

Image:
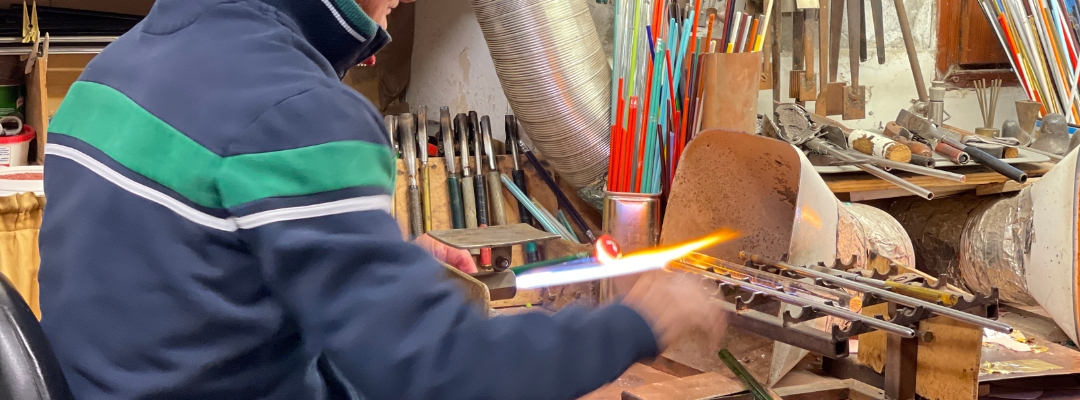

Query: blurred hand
left=414, top=234, right=478, bottom=274
left=621, top=270, right=728, bottom=351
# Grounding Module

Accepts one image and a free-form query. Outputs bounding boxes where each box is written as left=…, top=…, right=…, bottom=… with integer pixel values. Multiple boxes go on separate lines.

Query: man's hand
left=414, top=234, right=478, bottom=274
left=621, top=270, right=728, bottom=351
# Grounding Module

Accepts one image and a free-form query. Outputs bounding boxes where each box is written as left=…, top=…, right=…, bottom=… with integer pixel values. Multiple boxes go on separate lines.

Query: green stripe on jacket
left=49, top=81, right=395, bottom=209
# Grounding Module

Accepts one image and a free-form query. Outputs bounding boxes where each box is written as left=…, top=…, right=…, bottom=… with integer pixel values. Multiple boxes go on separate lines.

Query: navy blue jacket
left=38, top=0, right=659, bottom=399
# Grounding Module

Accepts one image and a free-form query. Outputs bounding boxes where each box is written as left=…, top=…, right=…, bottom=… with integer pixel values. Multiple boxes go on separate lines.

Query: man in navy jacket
left=38, top=0, right=725, bottom=398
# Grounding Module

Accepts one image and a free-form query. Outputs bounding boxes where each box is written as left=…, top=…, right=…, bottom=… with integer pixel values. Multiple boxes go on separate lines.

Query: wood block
left=620, top=371, right=744, bottom=400
left=858, top=302, right=981, bottom=400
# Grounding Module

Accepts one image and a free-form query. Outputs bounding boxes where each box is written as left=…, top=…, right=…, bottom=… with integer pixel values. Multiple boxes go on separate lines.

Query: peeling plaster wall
left=410, top=0, right=1028, bottom=140
left=409, top=0, right=512, bottom=140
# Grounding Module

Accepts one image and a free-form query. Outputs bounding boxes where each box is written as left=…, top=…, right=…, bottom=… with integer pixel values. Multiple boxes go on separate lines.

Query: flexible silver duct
left=470, top=0, right=611, bottom=188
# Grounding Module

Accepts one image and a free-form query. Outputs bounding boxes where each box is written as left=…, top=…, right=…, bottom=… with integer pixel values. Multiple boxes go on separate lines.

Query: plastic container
left=0, top=125, right=35, bottom=167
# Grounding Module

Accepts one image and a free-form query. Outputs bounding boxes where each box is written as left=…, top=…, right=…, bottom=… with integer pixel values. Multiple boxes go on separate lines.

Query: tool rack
left=700, top=257, right=1001, bottom=400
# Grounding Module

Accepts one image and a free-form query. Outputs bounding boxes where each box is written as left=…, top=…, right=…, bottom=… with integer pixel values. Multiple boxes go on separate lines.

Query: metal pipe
left=741, top=253, right=1013, bottom=333
left=845, top=151, right=967, bottom=182
left=806, top=139, right=934, bottom=200
left=670, top=261, right=917, bottom=337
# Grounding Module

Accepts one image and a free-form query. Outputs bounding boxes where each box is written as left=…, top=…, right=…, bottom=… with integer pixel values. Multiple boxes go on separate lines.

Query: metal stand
left=703, top=257, right=1002, bottom=400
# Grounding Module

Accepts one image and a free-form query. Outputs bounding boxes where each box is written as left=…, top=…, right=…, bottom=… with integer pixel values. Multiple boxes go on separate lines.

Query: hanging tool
left=800, top=9, right=818, bottom=102
left=470, top=112, right=493, bottom=269
left=416, top=106, right=432, bottom=234
left=457, top=114, right=479, bottom=234
left=385, top=115, right=398, bottom=218
left=893, top=0, right=928, bottom=105
left=816, top=0, right=830, bottom=115
left=398, top=113, right=423, bottom=239
left=897, top=109, right=1027, bottom=183
left=518, top=140, right=599, bottom=244
left=507, top=116, right=541, bottom=263
left=843, top=0, right=866, bottom=120
left=870, top=0, right=885, bottom=64
left=858, top=0, right=867, bottom=62
left=825, top=0, right=845, bottom=116
left=441, top=107, right=465, bottom=230
left=790, top=9, right=806, bottom=102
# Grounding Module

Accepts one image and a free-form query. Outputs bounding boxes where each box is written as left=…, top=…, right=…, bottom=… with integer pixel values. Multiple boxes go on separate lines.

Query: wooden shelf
left=823, top=162, right=1055, bottom=201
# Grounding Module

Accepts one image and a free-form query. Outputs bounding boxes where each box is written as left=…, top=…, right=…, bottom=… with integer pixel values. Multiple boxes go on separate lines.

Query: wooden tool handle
left=447, top=176, right=465, bottom=229
left=461, top=176, right=478, bottom=229
left=420, top=167, right=432, bottom=232
left=512, top=170, right=532, bottom=226
left=487, top=171, right=507, bottom=226
left=407, top=185, right=423, bottom=239
left=473, top=177, right=492, bottom=268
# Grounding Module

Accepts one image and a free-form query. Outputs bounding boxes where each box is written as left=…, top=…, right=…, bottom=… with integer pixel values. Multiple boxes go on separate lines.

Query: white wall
left=409, top=0, right=512, bottom=140
left=410, top=0, right=1029, bottom=139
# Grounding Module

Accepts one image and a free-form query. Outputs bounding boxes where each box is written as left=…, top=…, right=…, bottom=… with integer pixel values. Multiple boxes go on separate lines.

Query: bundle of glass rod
left=606, top=0, right=767, bottom=195
left=975, top=0, right=1080, bottom=122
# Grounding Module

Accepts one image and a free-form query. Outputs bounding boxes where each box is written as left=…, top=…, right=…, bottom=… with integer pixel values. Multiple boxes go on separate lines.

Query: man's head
left=355, top=0, right=414, bottom=28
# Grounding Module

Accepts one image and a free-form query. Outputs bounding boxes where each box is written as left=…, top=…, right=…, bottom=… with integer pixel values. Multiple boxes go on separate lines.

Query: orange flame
left=516, top=229, right=739, bottom=289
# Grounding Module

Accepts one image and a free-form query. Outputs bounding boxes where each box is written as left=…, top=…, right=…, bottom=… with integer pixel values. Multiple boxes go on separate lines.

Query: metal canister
left=600, top=191, right=661, bottom=301
left=927, top=81, right=946, bottom=125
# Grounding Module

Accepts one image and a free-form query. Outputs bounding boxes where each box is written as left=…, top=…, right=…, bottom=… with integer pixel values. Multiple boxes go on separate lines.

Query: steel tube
left=846, top=151, right=967, bottom=182
left=806, top=139, right=934, bottom=200
left=742, top=253, right=1014, bottom=333
left=670, top=261, right=917, bottom=337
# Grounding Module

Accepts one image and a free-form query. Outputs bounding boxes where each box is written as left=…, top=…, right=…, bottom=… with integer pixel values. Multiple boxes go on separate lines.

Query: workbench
left=823, top=162, right=1054, bottom=202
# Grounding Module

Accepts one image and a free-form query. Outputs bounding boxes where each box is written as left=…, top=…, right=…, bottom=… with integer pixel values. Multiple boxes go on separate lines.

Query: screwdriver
left=470, top=112, right=493, bottom=269
left=416, top=106, right=432, bottom=234
left=506, top=116, right=540, bottom=263
left=441, top=107, right=465, bottom=229
left=398, top=113, right=422, bottom=239
left=384, top=115, right=398, bottom=218
left=482, top=116, right=507, bottom=226
left=456, top=114, right=479, bottom=233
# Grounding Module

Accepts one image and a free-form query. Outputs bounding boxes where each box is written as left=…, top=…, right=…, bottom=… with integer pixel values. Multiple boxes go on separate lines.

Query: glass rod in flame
left=516, top=230, right=738, bottom=289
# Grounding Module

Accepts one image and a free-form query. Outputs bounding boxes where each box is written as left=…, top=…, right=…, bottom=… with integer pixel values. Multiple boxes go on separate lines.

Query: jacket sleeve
left=229, top=87, right=660, bottom=400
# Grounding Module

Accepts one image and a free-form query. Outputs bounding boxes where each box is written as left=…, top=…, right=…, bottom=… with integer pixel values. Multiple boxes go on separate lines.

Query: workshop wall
left=1, top=0, right=153, bottom=15
left=410, top=0, right=1030, bottom=138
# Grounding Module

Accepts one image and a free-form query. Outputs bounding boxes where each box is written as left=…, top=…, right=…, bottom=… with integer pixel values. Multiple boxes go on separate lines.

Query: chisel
left=457, top=114, right=479, bottom=232
left=507, top=115, right=540, bottom=263
left=870, top=0, right=884, bottom=64
left=398, top=113, right=423, bottom=239
left=470, top=112, right=493, bottom=269
left=384, top=115, right=398, bottom=218
left=482, top=116, right=507, bottom=227
left=441, top=107, right=465, bottom=229
left=416, top=106, right=432, bottom=233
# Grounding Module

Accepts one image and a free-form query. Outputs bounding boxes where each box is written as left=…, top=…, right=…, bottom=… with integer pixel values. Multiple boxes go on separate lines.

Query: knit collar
left=259, top=0, right=392, bottom=78
left=145, top=0, right=391, bottom=79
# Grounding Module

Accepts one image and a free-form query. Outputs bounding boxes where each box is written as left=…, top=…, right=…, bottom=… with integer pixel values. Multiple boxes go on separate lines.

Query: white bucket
left=0, top=125, right=35, bottom=167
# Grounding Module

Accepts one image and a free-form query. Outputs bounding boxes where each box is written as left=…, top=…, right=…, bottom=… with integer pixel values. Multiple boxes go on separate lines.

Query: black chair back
left=0, top=275, right=73, bottom=399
